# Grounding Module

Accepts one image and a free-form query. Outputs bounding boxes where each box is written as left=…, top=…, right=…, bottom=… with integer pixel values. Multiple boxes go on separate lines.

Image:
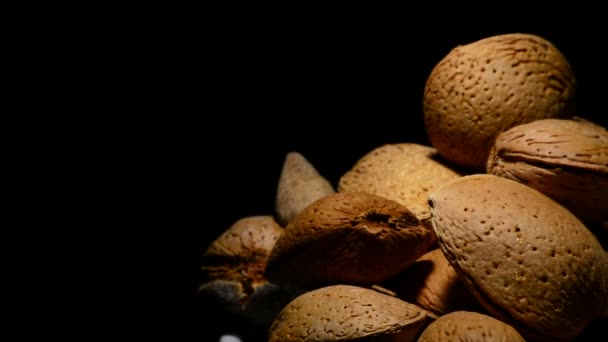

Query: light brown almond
left=268, top=284, right=427, bottom=342
left=338, top=143, right=461, bottom=221
left=276, top=151, right=335, bottom=226
left=265, top=192, right=435, bottom=289
left=429, top=174, right=608, bottom=341
left=417, top=310, right=526, bottom=342
left=487, top=118, right=608, bottom=222
left=424, top=33, right=575, bottom=169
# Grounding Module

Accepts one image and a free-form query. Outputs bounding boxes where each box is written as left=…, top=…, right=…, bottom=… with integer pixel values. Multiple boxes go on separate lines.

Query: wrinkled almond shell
left=487, top=118, right=608, bottom=222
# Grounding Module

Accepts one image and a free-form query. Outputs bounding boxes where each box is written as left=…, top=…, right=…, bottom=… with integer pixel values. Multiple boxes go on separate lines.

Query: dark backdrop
left=160, top=17, right=606, bottom=341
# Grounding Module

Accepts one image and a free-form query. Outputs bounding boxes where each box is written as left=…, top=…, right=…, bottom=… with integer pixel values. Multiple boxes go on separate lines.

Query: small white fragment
left=219, top=334, right=241, bottom=342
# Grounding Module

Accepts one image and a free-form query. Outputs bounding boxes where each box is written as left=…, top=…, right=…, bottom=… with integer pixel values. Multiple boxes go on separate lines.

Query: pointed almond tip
left=285, top=151, right=304, bottom=160
left=276, top=151, right=335, bottom=226
left=280, top=151, right=333, bottom=185
left=283, top=151, right=313, bottom=171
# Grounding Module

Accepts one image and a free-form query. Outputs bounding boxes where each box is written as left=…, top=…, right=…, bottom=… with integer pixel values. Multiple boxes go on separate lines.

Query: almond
left=338, top=143, right=461, bottom=221
left=417, top=311, right=526, bottom=342
left=276, top=151, right=335, bottom=226
left=424, top=33, right=575, bottom=169
left=268, top=284, right=427, bottom=342
left=487, top=118, right=608, bottom=222
left=202, top=216, right=282, bottom=285
left=265, top=192, right=435, bottom=289
left=428, top=175, right=608, bottom=341
left=200, top=216, right=289, bottom=326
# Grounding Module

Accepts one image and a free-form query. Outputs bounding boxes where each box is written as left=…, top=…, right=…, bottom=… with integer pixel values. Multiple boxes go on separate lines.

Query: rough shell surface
left=487, top=118, right=608, bottom=222
left=429, top=174, right=608, bottom=340
left=417, top=310, right=526, bottom=342
left=268, top=284, right=427, bottom=342
left=276, top=151, right=335, bottom=226
left=266, top=192, right=435, bottom=288
left=424, top=33, right=575, bottom=169
left=338, top=143, right=461, bottom=221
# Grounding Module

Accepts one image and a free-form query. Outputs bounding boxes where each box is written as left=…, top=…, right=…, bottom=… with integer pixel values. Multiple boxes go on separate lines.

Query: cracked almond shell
left=200, top=216, right=288, bottom=326
left=424, top=33, right=575, bottom=169
left=265, top=192, right=435, bottom=289
left=429, top=174, right=608, bottom=341
left=487, top=118, right=608, bottom=222
left=202, top=216, right=282, bottom=287
left=268, top=284, right=427, bottom=342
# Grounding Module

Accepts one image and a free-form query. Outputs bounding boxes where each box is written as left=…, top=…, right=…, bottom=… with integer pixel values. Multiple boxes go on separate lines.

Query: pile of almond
left=200, top=33, right=608, bottom=341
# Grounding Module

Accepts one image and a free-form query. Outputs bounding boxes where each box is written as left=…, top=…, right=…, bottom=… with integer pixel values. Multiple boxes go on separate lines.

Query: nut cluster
left=200, top=33, right=608, bottom=342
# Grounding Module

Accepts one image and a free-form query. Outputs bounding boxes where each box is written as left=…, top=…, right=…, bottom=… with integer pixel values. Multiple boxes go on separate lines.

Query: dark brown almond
left=265, top=192, right=435, bottom=289
left=268, top=284, right=427, bottom=342
left=203, top=216, right=283, bottom=288
left=200, top=216, right=288, bottom=326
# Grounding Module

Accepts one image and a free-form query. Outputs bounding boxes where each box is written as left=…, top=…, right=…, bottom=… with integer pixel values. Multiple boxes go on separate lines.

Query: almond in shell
left=338, top=143, right=461, bottom=222
left=276, top=151, right=335, bottom=226
left=417, top=310, right=526, bottom=342
left=424, top=33, right=575, bottom=169
left=487, top=118, right=608, bottom=222
left=429, top=174, right=608, bottom=341
left=268, top=284, right=428, bottom=342
left=265, top=192, right=435, bottom=289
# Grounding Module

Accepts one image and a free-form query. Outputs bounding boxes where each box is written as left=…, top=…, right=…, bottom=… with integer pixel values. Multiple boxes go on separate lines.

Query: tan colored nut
left=384, top=248, right=483, bottom=317
left=200, top=216, right=287, bottom=326
left=338, top=143, right=461, bottom=221
left=424, top=33, right=575, bottom=169
left=202, top=216, right=282, bottom=285
left=268, top=284, right=427, bottom=342
left=265, top=192, right=435, bottom=289
left=417, top=311, right=526, bottom=342
left=429, top=174, right=608, bottom=341
left=487, top=118, right=608, bottom=222
left=276, top=151, right=335, bottom=226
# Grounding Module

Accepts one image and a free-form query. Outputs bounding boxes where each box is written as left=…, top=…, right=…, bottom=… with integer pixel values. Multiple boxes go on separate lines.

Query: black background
left=153, top=13, right=607, bottom=341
